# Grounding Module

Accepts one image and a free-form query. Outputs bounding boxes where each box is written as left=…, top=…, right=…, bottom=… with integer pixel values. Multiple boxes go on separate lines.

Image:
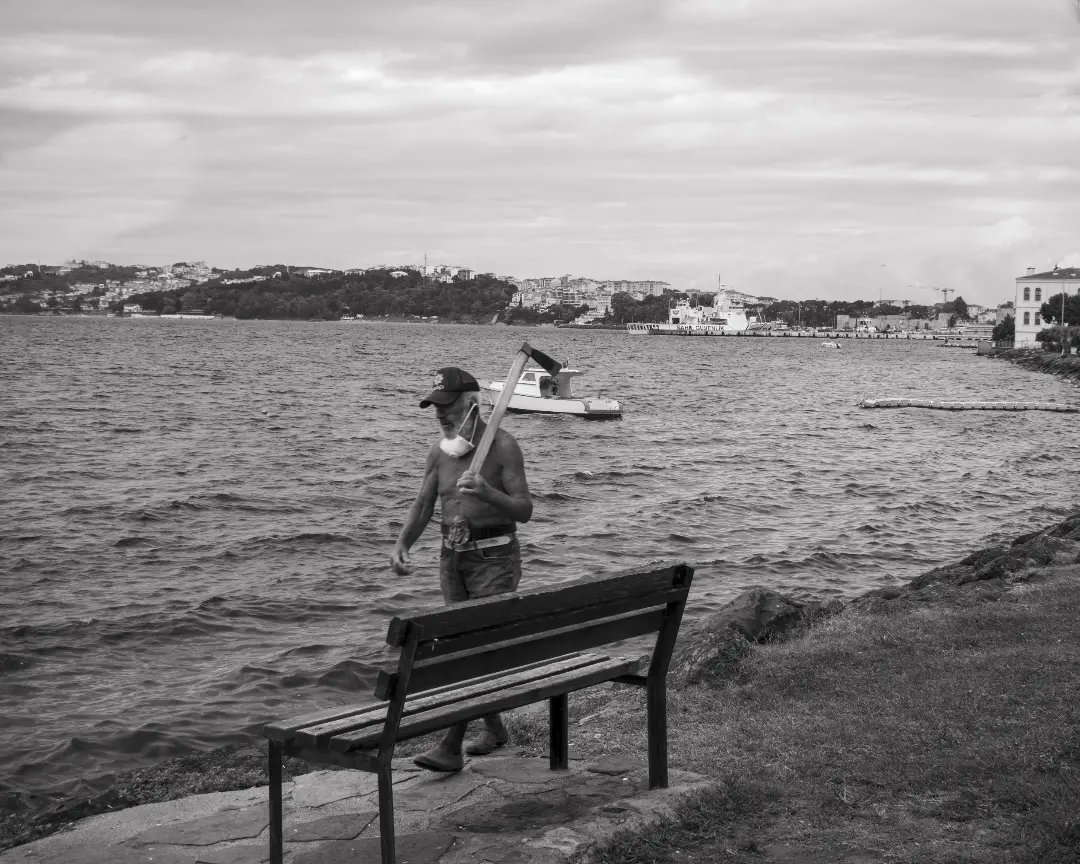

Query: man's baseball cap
left=420, top=367, right=479, bottom=407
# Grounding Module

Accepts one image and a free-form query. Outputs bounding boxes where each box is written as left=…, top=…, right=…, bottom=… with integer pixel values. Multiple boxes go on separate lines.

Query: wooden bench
left=263, top=561, right=694, bottom=864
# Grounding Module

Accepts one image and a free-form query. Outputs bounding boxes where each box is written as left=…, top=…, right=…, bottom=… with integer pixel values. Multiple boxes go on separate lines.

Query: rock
left=670, top=588, right=842, bottom=685
left=722, top=588, right=807, bottom=640
left=669, top=621, right=750, bottom=686
left=855, top=512, right=1080, bottom=608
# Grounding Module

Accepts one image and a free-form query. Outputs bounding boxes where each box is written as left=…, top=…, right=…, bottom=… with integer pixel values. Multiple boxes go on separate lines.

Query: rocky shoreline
left=4, top=511, right=1080, bottom=855
left=990, top=347, right=1080, bottom=384
left=669, top=510, right=1080, bottom=686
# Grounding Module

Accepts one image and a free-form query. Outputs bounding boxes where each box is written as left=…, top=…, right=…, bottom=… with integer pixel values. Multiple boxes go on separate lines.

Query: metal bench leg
left=646, top=679, right=668, bottom=789
left=550, top=693, right=569, bottom=770
left=377, top=763, right=396, bottom=864
left=268, top=741, right=283, bottom=864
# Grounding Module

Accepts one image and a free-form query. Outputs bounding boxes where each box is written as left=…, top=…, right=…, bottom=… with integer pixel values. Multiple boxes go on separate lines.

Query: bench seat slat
left=378, top=608, right=664, bottom=699
left=385, top=563, right=688, bottom=645
left=280, top=743, right=379, bottom=773
left=294, top=653, right=611, bottom=749
left=264, top=701, right=383, bottom=742
left=413, top=587, right=689, bottom=662
left=264, top=655, right=572, bottom=742
left=330, top=656, right=638, bottom=752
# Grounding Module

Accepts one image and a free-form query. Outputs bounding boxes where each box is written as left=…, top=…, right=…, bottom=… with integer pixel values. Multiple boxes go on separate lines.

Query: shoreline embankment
left=991, top=348, right=1080, bottom=384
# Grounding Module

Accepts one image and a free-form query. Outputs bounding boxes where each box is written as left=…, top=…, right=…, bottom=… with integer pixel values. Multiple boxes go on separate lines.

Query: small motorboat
left=820, top=340, right=841, bottom=349
left=479, top=366, right=622, bottom=418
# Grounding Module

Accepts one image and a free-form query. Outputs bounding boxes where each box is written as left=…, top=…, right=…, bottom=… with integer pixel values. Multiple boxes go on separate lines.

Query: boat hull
left=627, top=293, right=754, bottom=335
left=479, top=386, right=621, bottom=418
left=627, top=322, right=746, bottom=336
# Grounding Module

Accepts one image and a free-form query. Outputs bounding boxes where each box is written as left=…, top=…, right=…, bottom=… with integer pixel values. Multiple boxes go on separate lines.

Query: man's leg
left=414, top=549, right=472, bottom=772
left=414, top=543, right=520, bottom=770
left=462, top=541, right=521, bottom=756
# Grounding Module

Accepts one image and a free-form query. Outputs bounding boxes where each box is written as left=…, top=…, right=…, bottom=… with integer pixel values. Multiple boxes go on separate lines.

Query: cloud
left=0, top=120, right=196, bottom=260
left=979, top=217, right=1036, bottom=247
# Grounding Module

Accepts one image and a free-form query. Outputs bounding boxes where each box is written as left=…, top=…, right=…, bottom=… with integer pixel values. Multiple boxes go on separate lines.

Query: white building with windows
left=1014, top=266, right=1080, bottom=347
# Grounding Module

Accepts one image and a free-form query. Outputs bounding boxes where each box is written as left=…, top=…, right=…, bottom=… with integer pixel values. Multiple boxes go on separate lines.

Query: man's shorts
left=439, top=535, right=522, bottom=603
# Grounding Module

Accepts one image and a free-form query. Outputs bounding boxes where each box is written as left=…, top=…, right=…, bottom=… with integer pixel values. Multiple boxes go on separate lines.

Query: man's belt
left=443, top=534, right=514, bottom=552
left=441, top=522, right=516, bottom=552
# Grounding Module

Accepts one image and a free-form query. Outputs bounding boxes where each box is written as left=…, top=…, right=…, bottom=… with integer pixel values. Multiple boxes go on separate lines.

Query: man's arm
left=457, top=431, right=533, bottom=523
left=390, top=445, right=439, bottom=575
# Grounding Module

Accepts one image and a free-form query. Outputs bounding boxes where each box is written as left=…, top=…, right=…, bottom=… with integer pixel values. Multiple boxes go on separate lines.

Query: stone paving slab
left=132, top=805, right=269, bottom=846
left=0, top=756, right=711, bottom=864
left=293, top=830, right=454, bottom=864
left=196, top=844, right=270, bottom=864
left=285, top=812, right=377, bottom=842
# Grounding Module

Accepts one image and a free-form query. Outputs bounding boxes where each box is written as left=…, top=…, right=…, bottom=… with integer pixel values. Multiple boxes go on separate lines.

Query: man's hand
left=456, top=470, right=491, bottom=500
left=390, top=543, right=414, bottom=575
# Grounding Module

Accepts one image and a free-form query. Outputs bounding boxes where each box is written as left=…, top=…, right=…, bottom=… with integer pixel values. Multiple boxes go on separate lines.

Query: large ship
left=626, top=289, right=758, bottom=336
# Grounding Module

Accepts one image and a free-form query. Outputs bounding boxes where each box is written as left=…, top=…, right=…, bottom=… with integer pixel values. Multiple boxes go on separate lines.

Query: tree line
left=130, top=268, right=527, bottom=321
left=0, top=266, right=559, bottom=323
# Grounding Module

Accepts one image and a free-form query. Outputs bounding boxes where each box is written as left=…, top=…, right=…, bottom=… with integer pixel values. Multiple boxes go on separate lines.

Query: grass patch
left=591, top=779, right=778, bottom=864
left=584, top=579, right=1080, bottom=864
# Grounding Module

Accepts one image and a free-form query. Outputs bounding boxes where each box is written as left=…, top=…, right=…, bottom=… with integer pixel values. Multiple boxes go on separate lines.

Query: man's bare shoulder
left=492, top=427, right=524, bottom=458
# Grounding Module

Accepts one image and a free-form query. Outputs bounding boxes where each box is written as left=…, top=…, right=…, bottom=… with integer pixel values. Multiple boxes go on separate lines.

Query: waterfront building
left=1014, top=266, right=1080, bottom=348
left=422, top=264, right=470, bottom=282
left=961, top=323, right=996, bottom=339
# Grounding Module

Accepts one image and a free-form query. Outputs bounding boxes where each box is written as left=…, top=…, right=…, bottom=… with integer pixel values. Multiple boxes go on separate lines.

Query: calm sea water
left=2, top=316, right=1078, bottom=804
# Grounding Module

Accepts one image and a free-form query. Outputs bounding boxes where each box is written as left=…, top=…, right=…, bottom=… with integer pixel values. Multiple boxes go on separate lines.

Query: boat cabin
left=517, top=368, right=581, bottom=399
left=479, top=365, right=621, bottom=418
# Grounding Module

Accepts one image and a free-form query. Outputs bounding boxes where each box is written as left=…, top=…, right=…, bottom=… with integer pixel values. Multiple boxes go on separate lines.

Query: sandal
left=413, top=747, right=464, bottom=772
left=465, top=729, right=509, bottom=756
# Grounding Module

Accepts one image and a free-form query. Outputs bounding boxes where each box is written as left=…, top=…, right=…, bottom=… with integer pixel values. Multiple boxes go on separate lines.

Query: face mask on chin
left=438, top=402, right=477, bottom=458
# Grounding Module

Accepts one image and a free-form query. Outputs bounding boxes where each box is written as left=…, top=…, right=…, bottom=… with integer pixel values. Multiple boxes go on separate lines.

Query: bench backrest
left=376, top=562, right=694, bottom=702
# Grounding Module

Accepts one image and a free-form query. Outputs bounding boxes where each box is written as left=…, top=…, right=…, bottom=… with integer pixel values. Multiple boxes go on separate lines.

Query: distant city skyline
left=0, top=255, right=1034, bottom=308
left=3, top=1, right=1078, bottom=308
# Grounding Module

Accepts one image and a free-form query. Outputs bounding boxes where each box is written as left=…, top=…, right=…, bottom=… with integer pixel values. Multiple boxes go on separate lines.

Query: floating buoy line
left=859, top=398, right=1079, bottom=412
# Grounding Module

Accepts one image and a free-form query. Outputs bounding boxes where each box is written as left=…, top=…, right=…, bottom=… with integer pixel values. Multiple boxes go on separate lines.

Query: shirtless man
left=390, top=367, right=532, bottom=772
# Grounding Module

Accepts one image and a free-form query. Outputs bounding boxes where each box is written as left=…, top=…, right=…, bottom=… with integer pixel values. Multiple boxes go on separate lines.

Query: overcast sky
left=2, top=0, right=1078, bottom=305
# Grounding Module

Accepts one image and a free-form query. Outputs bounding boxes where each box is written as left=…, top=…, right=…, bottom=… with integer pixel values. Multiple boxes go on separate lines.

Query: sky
left=2, top=0, right=1079, bottom=306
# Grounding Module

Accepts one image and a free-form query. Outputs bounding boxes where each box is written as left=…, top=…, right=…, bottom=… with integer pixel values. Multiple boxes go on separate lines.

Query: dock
left=859, top=398, right=1079, bottom=412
